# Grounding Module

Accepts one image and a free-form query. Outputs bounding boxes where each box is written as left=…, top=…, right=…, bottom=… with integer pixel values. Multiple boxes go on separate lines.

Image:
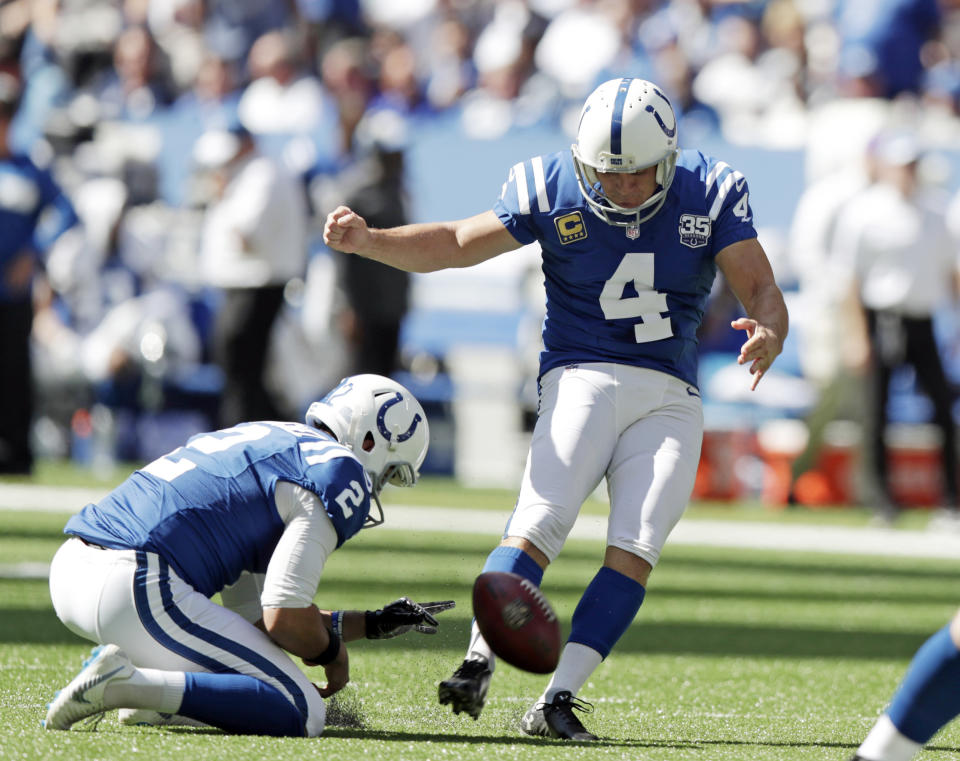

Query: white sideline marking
left=0, top=484, right=109, bottom=512
left=1, top=484, right=959, bottom=582
left=0, top=562, right=51, bottom=579
left=383, top=506, right=960, bottom=560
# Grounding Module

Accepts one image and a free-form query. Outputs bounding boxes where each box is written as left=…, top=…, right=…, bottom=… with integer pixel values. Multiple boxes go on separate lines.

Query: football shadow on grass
left=321, top=726, right=683, bottom=747
left=322, top=729, right=960, bottom=754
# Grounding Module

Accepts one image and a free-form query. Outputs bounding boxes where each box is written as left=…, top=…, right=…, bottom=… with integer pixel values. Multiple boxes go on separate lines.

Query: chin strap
left=363, top=490, right=385, bottom=529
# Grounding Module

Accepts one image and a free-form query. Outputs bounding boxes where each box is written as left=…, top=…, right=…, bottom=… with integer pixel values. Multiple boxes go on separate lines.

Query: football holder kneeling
left=472, top=571, right=560, bottom=674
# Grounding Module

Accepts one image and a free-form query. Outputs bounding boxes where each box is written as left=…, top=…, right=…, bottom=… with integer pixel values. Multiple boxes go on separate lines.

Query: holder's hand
left=365, top=598, right=456, bottom=639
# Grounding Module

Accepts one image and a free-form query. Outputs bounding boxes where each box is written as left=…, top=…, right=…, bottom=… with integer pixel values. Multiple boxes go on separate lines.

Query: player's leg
left=522, top=368, right=702, bottom=740
left=852, top=610, right=960, bottom=761
left=47, top=540, right=324, bottom=736
left=863, top=310, right=898, bottom=518
left=440, top=364, right=618, bottom=719
left=906, top=317, right=959, bottom=510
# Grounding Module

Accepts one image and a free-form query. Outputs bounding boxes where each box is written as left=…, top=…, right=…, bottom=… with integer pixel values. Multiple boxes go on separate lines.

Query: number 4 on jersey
left=599, top=253, right=672, bottom=343
left=733, top=192, right=751, bottom=221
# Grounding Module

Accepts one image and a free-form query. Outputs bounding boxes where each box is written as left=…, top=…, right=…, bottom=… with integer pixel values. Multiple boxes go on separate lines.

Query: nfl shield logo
left=626, top=225, right=640, bottom=239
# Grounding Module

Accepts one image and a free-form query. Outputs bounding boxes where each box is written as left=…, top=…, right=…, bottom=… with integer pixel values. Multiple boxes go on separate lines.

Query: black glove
left=365, top=597, right=456, bottom=639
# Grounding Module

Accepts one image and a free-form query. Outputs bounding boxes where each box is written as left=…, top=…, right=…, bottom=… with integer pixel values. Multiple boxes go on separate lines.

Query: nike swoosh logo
left=686, top=386, right=700, bottom=398
left=77, top=665, right=127, bottom=703
left=735, top=178, right=746, bottom=192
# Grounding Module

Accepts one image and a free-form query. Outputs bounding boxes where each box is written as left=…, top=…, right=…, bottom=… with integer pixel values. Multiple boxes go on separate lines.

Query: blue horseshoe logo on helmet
left=377, top=392, right=423, bottom=442
left=645, top=87, right=676, bottom=139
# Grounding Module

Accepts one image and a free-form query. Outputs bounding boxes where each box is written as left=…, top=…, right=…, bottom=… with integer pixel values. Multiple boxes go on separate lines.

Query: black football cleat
left=438, top=658, right=492, bottom=720
left=520, top=690, right=598, bottom=741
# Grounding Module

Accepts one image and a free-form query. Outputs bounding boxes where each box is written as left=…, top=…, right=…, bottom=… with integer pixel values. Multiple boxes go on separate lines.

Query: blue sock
left=481, top=545, right=544, bottom=587
left=886, top=624, right=960, bottom=743
left=179, top=672, right=305, bottom=737
left=568, top=566, right=645, bottom=659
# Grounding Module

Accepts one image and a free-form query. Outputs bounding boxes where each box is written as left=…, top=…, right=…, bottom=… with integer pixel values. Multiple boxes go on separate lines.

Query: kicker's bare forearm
left=353, top=211, right=519, bottom=273
left=358, top=222, right=472, bottom=272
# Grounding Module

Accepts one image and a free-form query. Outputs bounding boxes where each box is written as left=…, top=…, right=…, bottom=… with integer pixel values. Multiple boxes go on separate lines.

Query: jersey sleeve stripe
left=704, top=160, right=732, bottom=192
left=531, top=156, right=550, bottom=212
left=298, top=442, right=353, bottom=465
left=511, top=161, right=531, bottom=214
left=708, top=170, right=745, bottom=221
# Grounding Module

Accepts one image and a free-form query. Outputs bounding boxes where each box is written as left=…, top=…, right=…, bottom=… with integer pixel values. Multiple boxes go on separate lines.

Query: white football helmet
left=305, top=374, right=429, bottom=527
left=571, top=77, right=679, bottom=227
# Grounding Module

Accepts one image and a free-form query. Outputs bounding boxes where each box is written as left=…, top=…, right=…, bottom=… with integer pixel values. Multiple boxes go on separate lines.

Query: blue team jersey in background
left=494, top=149, right=757, bottom=388
left=65, top=422, right=372, bottom=597
left=0, top=153, right=77, bottom=302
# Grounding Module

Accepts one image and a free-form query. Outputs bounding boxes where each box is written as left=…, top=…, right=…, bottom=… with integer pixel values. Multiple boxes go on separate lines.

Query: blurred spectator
left=237, top=28, right=326, bottom=136
left=371, top=32, right=424, bottom=114
left=161, top=52, right=241, bottom=205
left=94, top=25, right=175, bottom=123
left=195, top=123, right=308, bottom=426
left=534, top=1, right=619, bottom=97
left=834, top=0, right=942, bottom=99
left=692, top=8, right=807, bottom=146
left=142, top=0, right=207, bottom=92
left=10, top=1, right=121, bottom=153
left=459, top=2, right=552, bottom=139
left=423, top=15, right=477, bottom=111
left=786, top=140, right=878, bottom=503
left=922, top=4, right=960, bottom=116
left=202, top=0, right=298, bottom=65
left=33, top=174, right=204, bottom=410
left=831, top=131, right=960, bottom=521
left=320, top=36, right=374, bottom=155
left=315, top=109, right=412, bottom=377
left=0, top=73, right=77, bottom=473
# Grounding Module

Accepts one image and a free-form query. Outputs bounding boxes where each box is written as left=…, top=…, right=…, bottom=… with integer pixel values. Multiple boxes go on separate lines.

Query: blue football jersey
left=64, top=422, right=372, bottom=597
left=493, top=149, right=757, bottom=388
left=0, top=154, right=77, bottom=302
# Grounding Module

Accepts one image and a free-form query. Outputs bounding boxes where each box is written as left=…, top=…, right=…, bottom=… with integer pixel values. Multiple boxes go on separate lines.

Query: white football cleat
left=520, top=701, right=548, bottom=735
left=43, top=645, right=135, bottom=730
left=118, top=708, right=209, bottom=729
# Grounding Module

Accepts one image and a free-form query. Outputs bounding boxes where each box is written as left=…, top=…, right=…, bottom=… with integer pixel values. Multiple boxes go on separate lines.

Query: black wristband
left=309, top=628, right=341, bottom=665
left=364, top=609, right=377, bottom=639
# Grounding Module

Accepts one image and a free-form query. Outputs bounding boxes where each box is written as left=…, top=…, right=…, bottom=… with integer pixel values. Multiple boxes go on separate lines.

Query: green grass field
left=2, top=474, right=959, bottom=760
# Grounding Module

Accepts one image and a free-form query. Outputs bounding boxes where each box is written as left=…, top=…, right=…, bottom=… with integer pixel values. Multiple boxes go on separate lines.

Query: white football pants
left=48, top=537, right=326, bottom=736
left=504, top=363, right=703, bottom=567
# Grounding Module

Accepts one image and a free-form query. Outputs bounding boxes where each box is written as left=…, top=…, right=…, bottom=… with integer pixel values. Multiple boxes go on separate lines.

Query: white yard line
left=384, top=506, right=960, bottom=559
left=0, top=484, right=110, bottom=513
left=2, top=484, right=958, bottom=583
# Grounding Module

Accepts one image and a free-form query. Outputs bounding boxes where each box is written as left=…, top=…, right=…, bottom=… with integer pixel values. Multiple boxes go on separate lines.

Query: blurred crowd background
left=3, top=0, right=960, bottom=512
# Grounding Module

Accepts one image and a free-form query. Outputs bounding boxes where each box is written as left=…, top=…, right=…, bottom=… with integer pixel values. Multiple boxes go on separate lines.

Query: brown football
left=472, top=571, right=561, bottom=674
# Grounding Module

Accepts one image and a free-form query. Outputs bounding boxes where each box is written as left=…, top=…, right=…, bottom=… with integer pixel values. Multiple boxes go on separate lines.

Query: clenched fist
left=323, top=205, right=371, bottom=254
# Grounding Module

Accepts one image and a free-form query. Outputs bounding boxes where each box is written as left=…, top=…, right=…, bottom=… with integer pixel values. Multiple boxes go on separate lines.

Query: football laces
left=518, top=578, right=557, bottom=622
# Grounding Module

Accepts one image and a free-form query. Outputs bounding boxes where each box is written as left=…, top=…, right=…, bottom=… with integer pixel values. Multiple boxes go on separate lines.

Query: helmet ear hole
left=362, top=432, right=375, bottom=452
